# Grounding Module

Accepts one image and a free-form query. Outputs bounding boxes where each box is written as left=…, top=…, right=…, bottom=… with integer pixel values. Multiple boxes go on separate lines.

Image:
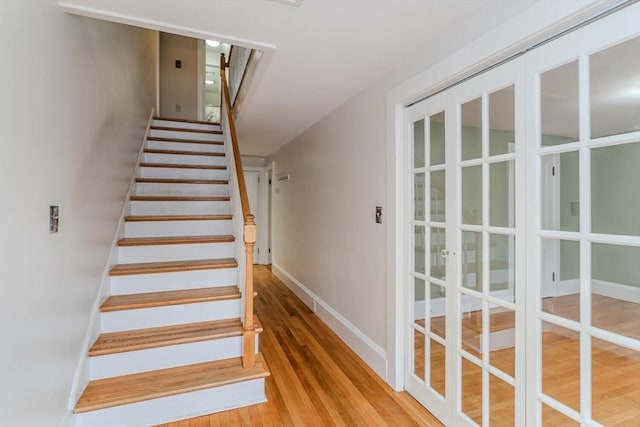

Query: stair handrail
left=220, top=52, right=256, bottom=368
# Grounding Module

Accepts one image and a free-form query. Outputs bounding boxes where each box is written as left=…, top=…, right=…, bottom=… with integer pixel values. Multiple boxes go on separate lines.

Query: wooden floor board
left=156, top=265, right=442, bottom=426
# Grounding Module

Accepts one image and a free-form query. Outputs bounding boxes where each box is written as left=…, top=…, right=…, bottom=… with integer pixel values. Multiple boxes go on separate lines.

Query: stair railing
left=220, top=53, right=256, bottom=368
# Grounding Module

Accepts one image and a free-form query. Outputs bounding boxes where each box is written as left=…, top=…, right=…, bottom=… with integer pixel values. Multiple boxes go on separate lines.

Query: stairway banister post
left=220, top=52, right=256, bottom=368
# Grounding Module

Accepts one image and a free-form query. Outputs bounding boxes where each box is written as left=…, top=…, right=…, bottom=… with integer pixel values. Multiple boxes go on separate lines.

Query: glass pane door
left=526, top=6, right=640, bottom=425
left=407, top=92, right=452, bottom=423
left=452, top=60, right=524, bottom=427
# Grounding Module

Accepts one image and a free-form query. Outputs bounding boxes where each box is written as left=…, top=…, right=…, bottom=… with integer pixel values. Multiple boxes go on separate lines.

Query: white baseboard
left=67, top=109, right=155, bottom=412
left=272, top=264, right=387, bottom=380
left=593, top=279, right=640, bottom=304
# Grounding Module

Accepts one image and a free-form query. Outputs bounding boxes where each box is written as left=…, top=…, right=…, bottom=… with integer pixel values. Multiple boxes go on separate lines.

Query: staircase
left=73, top=118, right=269, bottom=427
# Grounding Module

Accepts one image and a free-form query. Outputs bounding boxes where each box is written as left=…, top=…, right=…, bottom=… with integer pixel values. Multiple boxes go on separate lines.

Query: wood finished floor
left=157, top=265, right=442, bottom=427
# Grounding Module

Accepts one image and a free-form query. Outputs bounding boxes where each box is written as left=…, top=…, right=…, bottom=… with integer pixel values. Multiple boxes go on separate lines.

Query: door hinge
left=269, top=179, right=272, bottom=185
left=257, top=248, right=259, bottom=254
left=552, top=166, right=556, bottom=177
left=268, top=248, right=271, bottom=253
left=258, top=177, right=260, bottom=183
left=552, top=272, right=555, bottom=282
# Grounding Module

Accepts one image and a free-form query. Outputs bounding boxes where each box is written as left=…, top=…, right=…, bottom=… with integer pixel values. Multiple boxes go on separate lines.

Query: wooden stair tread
left=89, top=317, right=264, bottom=356
left=130, top=195, right=230, bottom=202
left=147, top=136, right=223, bottom=145
left=101, top=286, right=241, bottom=312
left=139, top=162, right=226, bottom=170
left=109, top=258, right=237, bottom=276
left=89, top=318, right=241, bottom=356
left=135, top=178, right=228, bottom=185
left=124, top=214, right=232, bottom=222
left=154, top=116, right=220, bottom=126
left=74, top=353, right=269, bottom=413
left=144, top=148, right=225, bottom=157
left=150, top=125, right=222, bottom=135
left=118, top=235, right=234, bottom=246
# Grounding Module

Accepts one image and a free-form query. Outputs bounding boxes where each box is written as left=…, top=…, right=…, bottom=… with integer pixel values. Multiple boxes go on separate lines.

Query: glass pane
left=430, top=283, right=446, bottom=339
left=461, top=294, right=483, bottom=358
left=541, top=239, right=580, bottom=322
left=462, top=231, right=483, bottom=292
left=541, top=151, right=580, bottom=232
left=489, top=85, right=515, bottom=156
left=430, top=227, right=446, bottom=281
left=413, top=277, right=426, bottom=324
left=414, top=119, right=425, bottom=168
left=462, top=165, right=483, bottom=225
left=542, top=321, right=580, bottom=411
left=542, top=404, right=579, bottom=426
left=590, top=36, right=640, bottom=138
left=541, top=61, right=579, bottom=146
left=430, top=339, right=446, bottom=398
left=592, top=338, right=640, bottom=425
left=430, top=112, right=446, bottom=165
left=489, top=234, right=515, bottom=303
left=462, top=97, right=483, bottom=160
left=430, top=170, right=446, bottom=222
left=489, top=307, right=515, bottom=378
left=489, top=161, right=515, bottom=228
left=414, top=226, right=425, bottom=275
left=414, top=173, right=425, bottom=221
left=414, top=328, right=425, bottom=381
left=591, top=142, right=640, bottom=236
left=489, top=374, right=514, bottom=426
left=591, top=243, right=640, bottom=340
left=461, top=357, right=483, bottom=425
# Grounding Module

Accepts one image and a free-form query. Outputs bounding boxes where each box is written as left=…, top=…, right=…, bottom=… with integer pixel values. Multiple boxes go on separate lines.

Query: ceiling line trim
left=57, top=1, right=278, bottom=52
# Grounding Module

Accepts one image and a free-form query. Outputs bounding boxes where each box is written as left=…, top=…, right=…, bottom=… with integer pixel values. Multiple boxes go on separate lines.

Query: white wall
left=0, top=2, right=157, bottom=425
left=160, top=32, right=198, bottom=120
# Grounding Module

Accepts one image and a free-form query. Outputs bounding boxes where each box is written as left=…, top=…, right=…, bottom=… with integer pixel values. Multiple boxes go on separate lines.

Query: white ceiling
left=59, top=0, right=540, bottom=156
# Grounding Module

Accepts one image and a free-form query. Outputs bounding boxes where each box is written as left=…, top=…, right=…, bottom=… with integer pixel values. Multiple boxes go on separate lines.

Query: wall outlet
left=175, top=104, right=182, bottom=113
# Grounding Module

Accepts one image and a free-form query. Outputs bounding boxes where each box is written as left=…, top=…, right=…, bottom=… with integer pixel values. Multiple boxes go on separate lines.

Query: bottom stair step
left=75, top=353, right=270, bottom=414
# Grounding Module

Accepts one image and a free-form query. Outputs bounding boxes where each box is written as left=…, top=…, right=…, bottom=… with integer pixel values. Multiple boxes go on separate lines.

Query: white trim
left=196, top=40, right=204, bottom=122
left=57, top=2, right=277, bottom=52
left=592, top=279, right=640, bottom=304
left=272, top=263, right=387, bottom=379
left=67, top=109, right=155, bottom=413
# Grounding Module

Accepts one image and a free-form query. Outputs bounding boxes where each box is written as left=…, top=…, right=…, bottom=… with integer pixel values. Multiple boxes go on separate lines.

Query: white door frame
left=244, top=166, right=268, bottom=264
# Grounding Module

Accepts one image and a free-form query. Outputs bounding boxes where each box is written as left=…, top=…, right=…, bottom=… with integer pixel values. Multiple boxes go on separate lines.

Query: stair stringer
left=67, top=108, right=155, bottom=417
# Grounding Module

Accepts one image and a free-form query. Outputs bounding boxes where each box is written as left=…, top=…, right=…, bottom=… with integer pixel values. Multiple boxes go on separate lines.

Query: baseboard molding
left=593, top=279, right=640, bottom=304
left=272, top=264, right=387, bottom=380
left=67, top=109, right=155, bottom=412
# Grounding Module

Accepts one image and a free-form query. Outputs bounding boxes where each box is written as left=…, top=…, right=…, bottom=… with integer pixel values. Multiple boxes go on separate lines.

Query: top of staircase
left=154, top=116, right=220, bottom=126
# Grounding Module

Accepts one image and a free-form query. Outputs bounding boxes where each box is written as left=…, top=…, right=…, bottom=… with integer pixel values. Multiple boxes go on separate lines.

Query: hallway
left=158, top=265, right=441, bottom=426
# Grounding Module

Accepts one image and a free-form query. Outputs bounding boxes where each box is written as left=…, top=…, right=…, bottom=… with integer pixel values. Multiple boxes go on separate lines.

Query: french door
left=405, top=4, right=639, bottom=426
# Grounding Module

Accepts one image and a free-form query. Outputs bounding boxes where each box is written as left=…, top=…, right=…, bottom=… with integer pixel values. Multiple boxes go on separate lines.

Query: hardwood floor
left=157, top=265, right=442, bottom=427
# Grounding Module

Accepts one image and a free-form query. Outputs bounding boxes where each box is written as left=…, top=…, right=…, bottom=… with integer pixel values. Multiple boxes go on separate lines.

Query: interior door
left=406, top=90, right=453, bottom=423
left=406, top=58, right=525, bottom=426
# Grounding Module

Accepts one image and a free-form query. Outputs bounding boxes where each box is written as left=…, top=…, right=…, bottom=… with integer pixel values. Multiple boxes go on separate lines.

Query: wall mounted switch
left=50, top=205, right=59, bottom=233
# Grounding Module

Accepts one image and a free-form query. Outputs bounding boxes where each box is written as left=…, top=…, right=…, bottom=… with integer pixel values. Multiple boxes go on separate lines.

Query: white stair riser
left=124, top=220, right=233, bottom=238
left=149, top=129, right=223, bottom=142
left=109, top=268, right=237, bottom=295
left=143, top=153, right=226, bottom=166
left=90, top=336, right=244, bottom=380
left=101, top=300, right=241, bottom=332
left=118, top=242, right=234, bottom=264
left=138, top=167, right=228, bottom=181
left=130, top=200, right=231, bottom=215
left=134, top=182, right=229, bottom=196
left=75, top=378, right=267, bottom=427
left=152, top=120, right=221, bottom=132
left=146, top=140, right=224, bottom=153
